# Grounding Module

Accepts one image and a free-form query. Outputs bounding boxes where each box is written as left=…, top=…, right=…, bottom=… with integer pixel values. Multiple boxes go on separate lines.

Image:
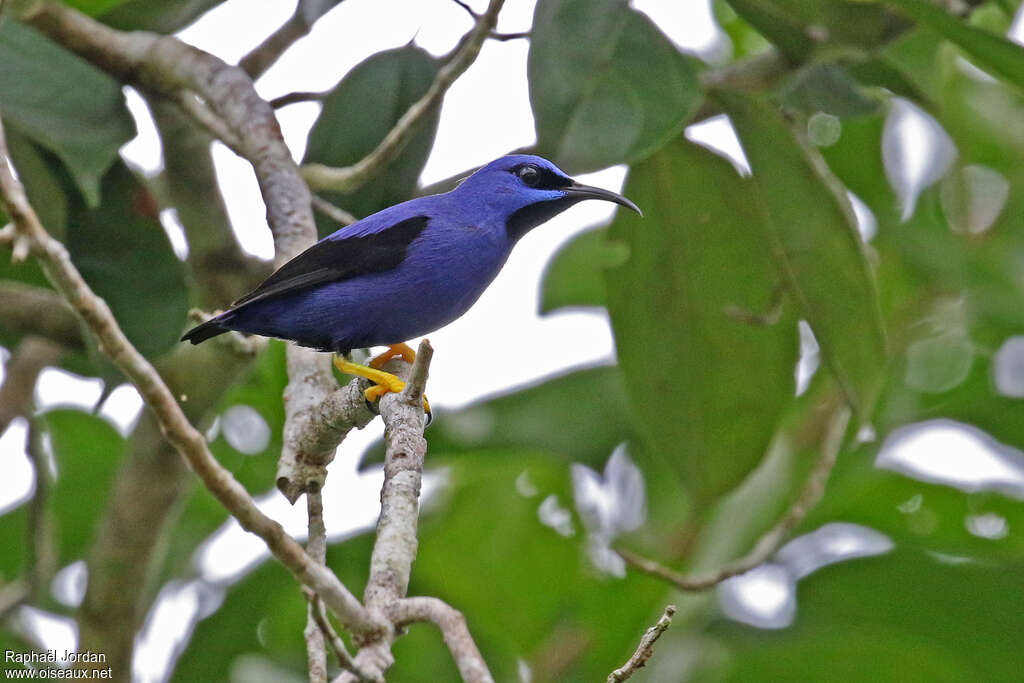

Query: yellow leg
left=368, top=342, right=417, bottom=369
left=333, top=353, right=431, bottom=417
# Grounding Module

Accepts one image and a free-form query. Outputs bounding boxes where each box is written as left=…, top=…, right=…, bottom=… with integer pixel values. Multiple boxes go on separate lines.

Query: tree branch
left=0, top=339, right=60, bottom=617
left=0, top=282, right=84, bottom=352
left=301, top=0, right=506, bottom=193
left=305, top=487, right=329, bottom=683
left=277, top=368, right=377, bottom=503
left=606, top=605, right=676, bottom=683
left=617, top=407, right=850, bottom=591
left=238, top=0, right=320, bottom=80
left=309, top=593, right=379, bottom=683
left=387, top=597, right=494, bottom=683
left=311, top=194, right=358, bottom=227
left=0, top=337, right=62, bottom=436
left=0, top=115, right=382, bottom=637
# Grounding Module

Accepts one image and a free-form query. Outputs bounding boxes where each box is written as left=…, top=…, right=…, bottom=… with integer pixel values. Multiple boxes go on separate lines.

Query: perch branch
left=606, top=605, right=676, bottom=683
left=337, top=341, right=492, bottom=682
left=276, top=354, right=377, bottom=503
left=301, top=0, right=505, bottom=193
left=0, top=115, right=381, bottom=637
left=617, top=407, right=850, bottom=591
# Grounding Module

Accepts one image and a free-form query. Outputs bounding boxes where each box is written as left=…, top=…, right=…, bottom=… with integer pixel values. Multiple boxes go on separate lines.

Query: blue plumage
left=181, top=154, right=640, bottom=354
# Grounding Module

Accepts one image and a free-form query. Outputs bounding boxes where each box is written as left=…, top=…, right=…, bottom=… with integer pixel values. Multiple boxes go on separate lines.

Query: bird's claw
left=334, top=354, right=431, bottom=423
left=364, top=382, right=432, bottom=423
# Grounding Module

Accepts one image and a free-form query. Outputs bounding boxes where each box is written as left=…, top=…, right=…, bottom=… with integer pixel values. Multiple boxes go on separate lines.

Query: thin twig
left=489, top=30, right=529, bottom=41
left=308, top=592, right=380, bottom=683
left=270, top=90, right=327, bottom=109
left=387, top=597, right=494, bottom=683
left=312, top=194, right=358, bottom=227
left=25, top=418, right=57, bottom=602
left=305, top=487, right=329, bottom=683
left=238, top=2, right=313, bottom=80
left=0, top=114, right=381, bottom=637
left=301, top=0, right=506, bottom=193
left=617, top=407, right=850, bottom=591
left=606, top=605, right=676, bottom=683
left=448, top=0, right=479, bottom=20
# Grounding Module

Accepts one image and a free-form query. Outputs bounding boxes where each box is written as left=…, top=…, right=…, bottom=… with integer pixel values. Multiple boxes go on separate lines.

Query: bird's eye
left=517, top=165, right=541, bottom=187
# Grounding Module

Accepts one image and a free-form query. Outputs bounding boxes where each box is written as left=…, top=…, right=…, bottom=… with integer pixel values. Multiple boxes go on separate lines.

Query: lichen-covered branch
left=617, top=408, right=850, bottom=591
left=276, top=354, right=376, bottom=504
left=333, top=343, right=492, bottom=683
left=0, top=115, right=380, bottom=637
left=301, top=0, right=506, bottom=194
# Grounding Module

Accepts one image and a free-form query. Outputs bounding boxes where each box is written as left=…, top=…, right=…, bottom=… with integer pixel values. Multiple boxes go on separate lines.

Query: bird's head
left=453, top=154, right=642, bottom=241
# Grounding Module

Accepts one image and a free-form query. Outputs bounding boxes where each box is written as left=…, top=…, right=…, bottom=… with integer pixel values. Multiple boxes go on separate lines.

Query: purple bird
left=181, top=154, right=640, bottom=410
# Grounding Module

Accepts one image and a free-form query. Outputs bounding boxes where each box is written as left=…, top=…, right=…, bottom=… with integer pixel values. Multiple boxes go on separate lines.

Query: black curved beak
left=563, top=181, right=643, bottom=216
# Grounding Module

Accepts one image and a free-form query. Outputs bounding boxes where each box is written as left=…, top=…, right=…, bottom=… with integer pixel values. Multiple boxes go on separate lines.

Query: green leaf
left=0, top=21, right=135, bottom=206
left=605, top=137, right=799, bottom=503
left=100, top=0, right=226, bottom=32
left=61, top=0, right=133, bottom=15
left=704, top=550, right=1024, bottom=682
left=304, top=45, right=440, bottom=231
left=683, top=377, right=845, bottom=574
left=725, top=0, right=912, bottom=61
left=43, top=409, right=125, bottom=565
left=0, top=505, right=29, bottom=581
left=529, top=0, right=702, bottom=173
left=5, top=128, right=68, bottom=239
left=886, top=0, right=1024, bottom=91
left=776, top=62, right=882, bottom=119
left=64, top=161, right=190, bottom=360
left=539, top=226, right=628, bottom=312
left=721, top=92, right=888, bottom=419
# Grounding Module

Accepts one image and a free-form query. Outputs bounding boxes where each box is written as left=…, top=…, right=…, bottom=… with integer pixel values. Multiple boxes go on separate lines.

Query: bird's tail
left=180, top=317, right=229, bottom=345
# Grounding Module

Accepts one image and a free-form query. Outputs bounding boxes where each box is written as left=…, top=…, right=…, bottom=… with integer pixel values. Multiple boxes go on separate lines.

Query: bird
left=181, top=154, right=641, bottom=413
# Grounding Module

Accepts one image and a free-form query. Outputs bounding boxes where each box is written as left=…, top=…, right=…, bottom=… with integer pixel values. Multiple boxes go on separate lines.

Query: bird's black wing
left=231, top=215, right=429, bottom=308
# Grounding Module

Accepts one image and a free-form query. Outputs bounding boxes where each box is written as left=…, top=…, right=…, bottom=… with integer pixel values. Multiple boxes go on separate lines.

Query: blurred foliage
left=2, top=0, right=1024, bottom=681
left=0, top=20, right=135, bottom=206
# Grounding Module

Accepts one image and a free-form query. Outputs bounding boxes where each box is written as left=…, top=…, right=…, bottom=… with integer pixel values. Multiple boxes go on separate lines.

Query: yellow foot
left=368, top=342, right=417, bottom=369
left=333, top=353, right=431, bottom=419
